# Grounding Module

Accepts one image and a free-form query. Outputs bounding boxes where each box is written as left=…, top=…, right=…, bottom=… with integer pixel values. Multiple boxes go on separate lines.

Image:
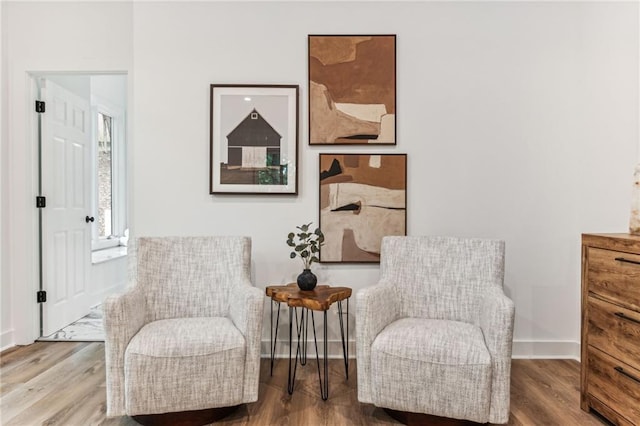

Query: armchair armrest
left=356, top=281, right=400, bottom=403
left=229, top=281, right=264, bottom=403
left=477, top=286, right=515, bottom=424
left=478, top=287, right=515, bottom=357
left=103, top=288, right=146, bottom=417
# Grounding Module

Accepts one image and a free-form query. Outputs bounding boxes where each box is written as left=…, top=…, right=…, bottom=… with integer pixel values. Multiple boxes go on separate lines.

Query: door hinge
left=37, top=290, right=47, bottom=303
left=36, top=196, right=46, bottom=208
left=35, top=100, right=45, bottom=113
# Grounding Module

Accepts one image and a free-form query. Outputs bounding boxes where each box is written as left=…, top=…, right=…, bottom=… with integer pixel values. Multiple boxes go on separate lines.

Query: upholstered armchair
left=356, top=236, right=515, bottom=424
left=103, top=236, right=263, bottom=422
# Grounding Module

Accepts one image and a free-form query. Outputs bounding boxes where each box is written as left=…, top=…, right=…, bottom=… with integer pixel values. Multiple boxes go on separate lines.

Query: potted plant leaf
left=287, top=222, right=325, bottom=290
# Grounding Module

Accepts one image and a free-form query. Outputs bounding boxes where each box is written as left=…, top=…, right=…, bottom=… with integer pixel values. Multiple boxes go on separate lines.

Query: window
left=97, top=112, right=113, bottom=238
left=91, top=96, right=127, bottom=254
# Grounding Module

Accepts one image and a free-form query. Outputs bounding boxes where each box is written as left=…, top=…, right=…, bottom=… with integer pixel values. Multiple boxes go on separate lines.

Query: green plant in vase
left=287, top=222, right=324, bottom=290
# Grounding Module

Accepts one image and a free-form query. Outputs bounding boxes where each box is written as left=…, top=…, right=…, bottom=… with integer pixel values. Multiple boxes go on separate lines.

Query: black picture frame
left=210, top=84, right=299, bottom=194
left=308, top=35, right=397, bottom=145
left=319, top=153, right=407, bottom=263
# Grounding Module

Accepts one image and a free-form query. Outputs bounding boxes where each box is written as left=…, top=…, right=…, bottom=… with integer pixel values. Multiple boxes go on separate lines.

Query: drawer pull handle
left=614, top=366, right=640, bottom=384
left=614, top=257, right=640, bottom=266
left=614, top=312, right=640, bottom=325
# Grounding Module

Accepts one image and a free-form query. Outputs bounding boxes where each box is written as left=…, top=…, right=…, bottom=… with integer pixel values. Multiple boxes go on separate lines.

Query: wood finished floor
left=0, top=342, right=608, bottom=426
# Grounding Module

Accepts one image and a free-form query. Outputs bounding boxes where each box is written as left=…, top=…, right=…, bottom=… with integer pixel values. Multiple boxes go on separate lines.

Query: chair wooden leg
left=132, top=405, right=240, bottom=426
left=383, top=408, right=485, bottom=426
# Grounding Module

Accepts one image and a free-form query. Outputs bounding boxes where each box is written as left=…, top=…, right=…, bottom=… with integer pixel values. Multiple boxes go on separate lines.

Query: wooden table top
left=265, top=283, right=352, bottom=311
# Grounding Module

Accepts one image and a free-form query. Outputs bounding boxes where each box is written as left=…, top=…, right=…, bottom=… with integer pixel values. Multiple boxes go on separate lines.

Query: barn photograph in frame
left=309, top=35, right=396, bottom=145
left=210, top=84, right=299, bottom=194
left=319, top=153, right=406, bottom=263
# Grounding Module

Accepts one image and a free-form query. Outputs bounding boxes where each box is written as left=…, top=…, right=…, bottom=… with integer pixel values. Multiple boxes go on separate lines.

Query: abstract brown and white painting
left=319, top=154, right=406, bottom=263
left=308, top=35, right=396, bottom=145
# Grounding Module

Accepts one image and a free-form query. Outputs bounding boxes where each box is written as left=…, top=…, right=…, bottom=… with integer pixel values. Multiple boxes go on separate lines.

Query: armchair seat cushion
left=370, top=317, right=492, bottom=423
left=124, top=317, right=246, bottom=415
left=127, top=317, right=245, bottom=357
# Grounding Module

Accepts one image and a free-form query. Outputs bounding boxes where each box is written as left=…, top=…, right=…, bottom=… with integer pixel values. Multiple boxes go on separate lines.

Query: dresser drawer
left=587, top=247, right=640, bottom=311
left=587, top=347, right=640, bottom=424
left=588, top=296, right=640, bottom=371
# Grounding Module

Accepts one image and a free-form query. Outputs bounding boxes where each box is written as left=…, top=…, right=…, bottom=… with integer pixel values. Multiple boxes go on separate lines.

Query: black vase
left=297, top=269, right=317, bottom=291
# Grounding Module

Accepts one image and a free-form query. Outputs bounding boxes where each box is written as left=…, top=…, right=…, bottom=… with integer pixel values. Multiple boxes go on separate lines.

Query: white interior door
left=40, top=78, right=92, bottom=336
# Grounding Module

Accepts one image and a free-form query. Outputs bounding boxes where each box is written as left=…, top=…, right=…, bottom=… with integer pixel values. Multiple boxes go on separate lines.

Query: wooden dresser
left=581, top=233, right=640, bottom=425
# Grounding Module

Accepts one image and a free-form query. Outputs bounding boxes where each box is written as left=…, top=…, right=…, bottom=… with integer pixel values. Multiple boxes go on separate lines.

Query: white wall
left=1, top=1, right=638, bottom=359
left=0, top=0, right=9, bottom=350
left=132, top=1, right=638, bottom=359
left=91, top=74, right=127, bottom=109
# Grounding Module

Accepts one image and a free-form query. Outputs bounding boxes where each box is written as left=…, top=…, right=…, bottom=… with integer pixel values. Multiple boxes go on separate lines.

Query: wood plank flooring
left=0, top=342, right=607, bottom=425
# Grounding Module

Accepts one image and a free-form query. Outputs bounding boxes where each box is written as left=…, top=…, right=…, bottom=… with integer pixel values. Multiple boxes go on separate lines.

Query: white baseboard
left=1, top=329, right=14, bottom=352
left=0, top=336, right=581, bottom=361
left=262, top=339, right=581, bottom=361
left=512, top=340, right=580, bottom=361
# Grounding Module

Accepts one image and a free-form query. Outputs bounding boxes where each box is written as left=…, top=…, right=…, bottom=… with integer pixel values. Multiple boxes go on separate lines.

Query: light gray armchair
left=104, top=236, right=263, bottom=422
left=357, top=236, right=515, bottom=424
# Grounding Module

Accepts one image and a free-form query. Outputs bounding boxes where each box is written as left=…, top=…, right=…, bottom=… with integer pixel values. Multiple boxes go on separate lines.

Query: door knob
left=85, top=216, right=95, bottom=223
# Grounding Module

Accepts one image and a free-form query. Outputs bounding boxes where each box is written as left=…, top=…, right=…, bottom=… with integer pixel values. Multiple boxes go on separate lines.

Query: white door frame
left=21, top=75, right=43, bottom=344
left=12, top=71, right=129, bottom=344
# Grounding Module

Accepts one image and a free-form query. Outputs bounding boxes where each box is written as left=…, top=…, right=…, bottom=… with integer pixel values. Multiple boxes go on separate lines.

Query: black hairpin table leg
left=309, top=310, right=329, bottom=400
left=288, top=307, right=309, bottom=394
left=270, top=299, right=281, bottom=376
left=338, top=299, right=349, bottom=379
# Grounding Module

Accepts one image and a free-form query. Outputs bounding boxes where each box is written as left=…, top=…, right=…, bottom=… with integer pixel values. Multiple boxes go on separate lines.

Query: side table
left=265, top=283, right=352, bottom=400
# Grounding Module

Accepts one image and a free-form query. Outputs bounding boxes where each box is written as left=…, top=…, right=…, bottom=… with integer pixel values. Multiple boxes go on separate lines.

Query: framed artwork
left=319, top=153, right=407, bottom=263
left=308, top=34, right=396, bottom=145
left=210, top=84, right=299, bottom=194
